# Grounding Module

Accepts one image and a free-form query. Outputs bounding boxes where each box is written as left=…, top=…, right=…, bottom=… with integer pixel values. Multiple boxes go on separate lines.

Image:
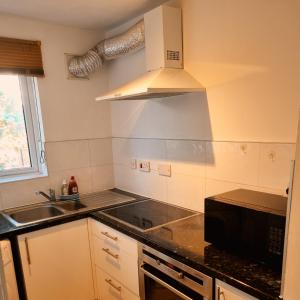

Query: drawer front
left=93, top=236, right=139, bottom=294
left=96, top=267, right=139, bottom=300
left=90, top=219, right=137, bottom=255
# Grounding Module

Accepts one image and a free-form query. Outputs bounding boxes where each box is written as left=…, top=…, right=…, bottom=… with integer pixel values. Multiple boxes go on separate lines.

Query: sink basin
left=55, top=201, right=86, bottom=211
left=2, top=205, right=64, bottom=226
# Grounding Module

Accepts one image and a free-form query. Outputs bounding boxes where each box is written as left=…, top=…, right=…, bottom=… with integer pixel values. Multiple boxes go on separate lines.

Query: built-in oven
left=138, top=244, right=212, bottom=300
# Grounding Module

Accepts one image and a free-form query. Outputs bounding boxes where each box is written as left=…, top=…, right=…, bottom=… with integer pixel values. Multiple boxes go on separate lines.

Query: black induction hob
left=100, top=199, right=198, bottom=231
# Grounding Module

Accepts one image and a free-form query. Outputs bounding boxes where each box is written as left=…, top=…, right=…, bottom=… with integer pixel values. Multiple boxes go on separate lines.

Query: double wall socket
left=139, top=161, right=151, bottom=172
left=131, top=159, right=151, bottom=172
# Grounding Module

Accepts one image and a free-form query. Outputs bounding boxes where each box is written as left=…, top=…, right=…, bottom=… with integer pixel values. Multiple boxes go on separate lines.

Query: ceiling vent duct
left=68, top=20, right=145, bottom=78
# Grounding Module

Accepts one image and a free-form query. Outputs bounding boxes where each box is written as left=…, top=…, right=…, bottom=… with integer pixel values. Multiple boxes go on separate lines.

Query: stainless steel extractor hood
left=96, top=5, right=204, bottom=102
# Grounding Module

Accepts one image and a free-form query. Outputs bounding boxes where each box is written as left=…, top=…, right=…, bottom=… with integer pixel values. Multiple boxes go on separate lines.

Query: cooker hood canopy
left=96, top=5, right=204, bottom=102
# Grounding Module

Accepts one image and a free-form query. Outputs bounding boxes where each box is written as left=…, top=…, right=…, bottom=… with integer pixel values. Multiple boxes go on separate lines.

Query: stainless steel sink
left=55, top=201, right=86, bottom=211
left=1, top=191, right=138, bottom=227
left=2, top=205, right=65, bottom=227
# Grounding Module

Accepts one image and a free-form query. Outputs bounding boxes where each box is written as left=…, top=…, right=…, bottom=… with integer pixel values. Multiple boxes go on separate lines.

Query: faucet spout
left=36, top=189, right=56, bottom=201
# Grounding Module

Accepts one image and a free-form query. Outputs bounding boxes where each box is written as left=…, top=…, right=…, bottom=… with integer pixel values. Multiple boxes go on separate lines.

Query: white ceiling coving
left=0, top=0, right=168, bottom=29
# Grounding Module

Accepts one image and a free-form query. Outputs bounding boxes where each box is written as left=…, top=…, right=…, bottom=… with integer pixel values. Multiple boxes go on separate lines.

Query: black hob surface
left=101, top=199, right=197, bottom=231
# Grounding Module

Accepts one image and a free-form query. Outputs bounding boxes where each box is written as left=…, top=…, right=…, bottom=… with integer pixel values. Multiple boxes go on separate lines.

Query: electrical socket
left=139, top=161, right=150, bottom=172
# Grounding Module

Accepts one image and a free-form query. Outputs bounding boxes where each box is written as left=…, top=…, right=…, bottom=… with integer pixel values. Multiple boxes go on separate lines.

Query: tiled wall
left=0, top=138, right=114, bottom=209
left=113, top=138, right=295, bottom=212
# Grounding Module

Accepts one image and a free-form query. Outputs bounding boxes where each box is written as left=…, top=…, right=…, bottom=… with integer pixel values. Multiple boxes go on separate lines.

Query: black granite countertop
left=0, top=189, right=146, bottom=239
left=91, top=210, right=282, bottom=300
left=0, top=189, right=282, bottom=300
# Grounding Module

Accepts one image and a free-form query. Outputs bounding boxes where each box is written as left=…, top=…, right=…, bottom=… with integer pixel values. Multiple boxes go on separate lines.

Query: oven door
left=140, top=264, right=202, bottom=300
left=139, top=245, right=212, bottom=300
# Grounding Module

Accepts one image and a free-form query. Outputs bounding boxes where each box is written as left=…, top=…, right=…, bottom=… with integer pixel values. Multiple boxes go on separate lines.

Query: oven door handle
left=140, top=265, right=193, bottom=300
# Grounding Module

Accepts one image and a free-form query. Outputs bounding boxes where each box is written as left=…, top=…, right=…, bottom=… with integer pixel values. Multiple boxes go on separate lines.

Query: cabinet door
left=18, top=219, right=94, bottom=300
left=216, top=280, right=258, bottom=300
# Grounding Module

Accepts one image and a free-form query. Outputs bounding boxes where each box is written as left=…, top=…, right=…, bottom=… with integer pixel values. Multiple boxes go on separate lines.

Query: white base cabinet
left=15, top=216, right=263, bottom=300
left=216, top=280, right=258, bottom=300
left=88, top=218, right=140, bottom=299
left=18, top=219, right=94, bottom=300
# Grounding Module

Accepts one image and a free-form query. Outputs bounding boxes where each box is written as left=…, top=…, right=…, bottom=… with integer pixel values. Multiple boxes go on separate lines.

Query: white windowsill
left=0, top=169, right=48, bottom=184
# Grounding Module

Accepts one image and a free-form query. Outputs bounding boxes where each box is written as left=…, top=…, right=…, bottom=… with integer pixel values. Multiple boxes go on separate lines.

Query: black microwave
left=204, top=189, right=287, bottom=270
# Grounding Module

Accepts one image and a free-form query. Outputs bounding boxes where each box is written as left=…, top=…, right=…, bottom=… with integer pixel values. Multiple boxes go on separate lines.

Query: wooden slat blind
left=0, top=37, right=44, bottom=76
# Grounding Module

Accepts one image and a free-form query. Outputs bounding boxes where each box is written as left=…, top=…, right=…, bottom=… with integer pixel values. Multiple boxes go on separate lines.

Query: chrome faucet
left=36, top=189, right=56, bottom=201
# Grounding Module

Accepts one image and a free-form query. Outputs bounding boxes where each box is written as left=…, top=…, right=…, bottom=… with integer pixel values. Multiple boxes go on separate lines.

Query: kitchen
left=0, top=0, right=299, bottom=299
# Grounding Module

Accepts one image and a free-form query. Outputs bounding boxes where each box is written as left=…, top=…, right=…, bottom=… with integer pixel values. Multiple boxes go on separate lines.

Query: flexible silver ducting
left=68, top=20, right=145, bottom=78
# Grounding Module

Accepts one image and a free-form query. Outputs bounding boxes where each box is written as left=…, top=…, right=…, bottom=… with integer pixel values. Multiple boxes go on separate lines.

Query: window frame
left=0, top=75, right=47, bottom=182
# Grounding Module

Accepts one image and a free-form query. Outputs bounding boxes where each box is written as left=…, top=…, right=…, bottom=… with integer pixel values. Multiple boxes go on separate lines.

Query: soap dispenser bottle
left=61, top=179, right=68, bottom=196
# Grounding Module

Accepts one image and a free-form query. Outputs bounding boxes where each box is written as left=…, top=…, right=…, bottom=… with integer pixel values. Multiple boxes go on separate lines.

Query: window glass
left=0, top=75, right=31, bottom=171
left=0, top=74, right=46, bottom=181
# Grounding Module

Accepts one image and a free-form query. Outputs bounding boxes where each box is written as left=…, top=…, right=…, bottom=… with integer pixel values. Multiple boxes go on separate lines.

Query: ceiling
left=0, top=0, right=168, bottom=30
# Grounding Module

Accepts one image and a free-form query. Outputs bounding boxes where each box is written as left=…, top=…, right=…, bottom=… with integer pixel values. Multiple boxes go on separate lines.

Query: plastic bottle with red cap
left=68, top=176, right=78, bottom=195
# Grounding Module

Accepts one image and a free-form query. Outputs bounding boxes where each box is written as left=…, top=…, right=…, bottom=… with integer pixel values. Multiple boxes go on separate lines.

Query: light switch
left=131, top=159, right=137, bottom=169
left=158, top=164, right=171, bottom=177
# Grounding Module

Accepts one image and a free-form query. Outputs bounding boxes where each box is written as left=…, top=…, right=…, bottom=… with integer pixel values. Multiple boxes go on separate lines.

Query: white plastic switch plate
left=158, top=164, right=171, bottom=177
left=139, top=161, right=150, bottom=172
left=131, top=159, right=137, bottom=169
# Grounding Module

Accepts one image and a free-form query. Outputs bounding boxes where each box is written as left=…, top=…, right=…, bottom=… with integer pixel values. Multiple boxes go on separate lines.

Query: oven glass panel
left=144, top=264, right=203, bottom=300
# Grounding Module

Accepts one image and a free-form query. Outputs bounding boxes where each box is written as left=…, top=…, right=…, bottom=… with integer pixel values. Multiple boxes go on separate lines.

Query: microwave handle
left=140, top=265, right=193, bottom=300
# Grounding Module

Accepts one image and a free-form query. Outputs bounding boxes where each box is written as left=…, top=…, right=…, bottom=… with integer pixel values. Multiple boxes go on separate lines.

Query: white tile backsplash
left=258, top=143, right=296, bottom=190
left=166, top=172, right=205, bottom=212
left=91, top=165, right=114, bottom=192
left=0, top=138, right=114, bottom=209
left=205, top=142, right=260, bottom=186
left=0, top=177, right=51, bottom=209
left=166, top=140, right=206, bottom=163
left=0, top=136, right=294, bottom=210
left=46, top=140, right=90, bottom=173
left=114, top=164, right=167, bottom=201
left=89, top=138, right=113, bottom=167
left=112, top=138, right=131, bottom=166
left=113, top=138, right=294, bottom=212
left=131, top=139, right=166, bottom=161
left=49, top=167, right=93, bottom=195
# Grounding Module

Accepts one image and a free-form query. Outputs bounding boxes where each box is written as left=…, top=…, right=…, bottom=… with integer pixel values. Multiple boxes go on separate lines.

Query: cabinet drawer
left=90, top=219, right=137, bottom=256
left=93, top=236, right=139, bottom=295
left=96, top=267, right=139, bottom=300
left=216, top=280, right=258, bottom=300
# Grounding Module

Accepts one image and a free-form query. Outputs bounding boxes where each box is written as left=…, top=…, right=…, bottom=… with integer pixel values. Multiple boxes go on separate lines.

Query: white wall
left=0, top=14, right=113, bottom=208
left=109, top=0, right=300, bottom=211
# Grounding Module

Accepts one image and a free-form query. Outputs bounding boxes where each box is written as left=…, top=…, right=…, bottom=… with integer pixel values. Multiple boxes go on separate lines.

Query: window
left=0, top=74, right=46, bottom=182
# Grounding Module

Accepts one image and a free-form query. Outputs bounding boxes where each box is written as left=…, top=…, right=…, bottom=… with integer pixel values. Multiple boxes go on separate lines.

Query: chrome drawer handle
left=102, top=248, right=119, bottom=259
left=105, top=278, right=122, bottom=292
left=101, top=231, right=118, bottom=241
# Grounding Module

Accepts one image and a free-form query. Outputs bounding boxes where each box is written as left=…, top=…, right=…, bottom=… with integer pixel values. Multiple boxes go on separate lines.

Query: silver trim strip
left=280, top=160, right=295, bottom=298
